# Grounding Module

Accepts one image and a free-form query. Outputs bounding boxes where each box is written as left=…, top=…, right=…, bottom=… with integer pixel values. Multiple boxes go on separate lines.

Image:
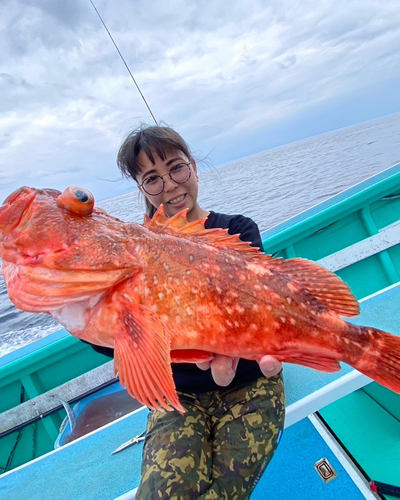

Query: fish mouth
left=0, top=187, right=37, bottom=235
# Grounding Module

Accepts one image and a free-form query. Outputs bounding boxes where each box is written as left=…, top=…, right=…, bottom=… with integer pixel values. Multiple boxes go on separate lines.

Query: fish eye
left=57, top=186, right=95, bottom=215
left=74, top=189, right=90, bottom=203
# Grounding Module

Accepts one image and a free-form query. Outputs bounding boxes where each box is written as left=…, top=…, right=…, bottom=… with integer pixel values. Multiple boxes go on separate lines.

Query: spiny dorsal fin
left=143, top=207, right=358, bottom=317
left=144, top=205, right=261, bottom=254
left=144, top=206, right=206, bottom=232
left=267, top=257, right=360, bottom=317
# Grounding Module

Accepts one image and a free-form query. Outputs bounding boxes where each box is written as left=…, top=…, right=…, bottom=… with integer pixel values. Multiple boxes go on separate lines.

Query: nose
left=163, top=174, right=178, bottom=193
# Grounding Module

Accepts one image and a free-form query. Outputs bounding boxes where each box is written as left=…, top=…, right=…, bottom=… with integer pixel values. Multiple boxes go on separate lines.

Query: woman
left=92, top=125, right=285, bottom=499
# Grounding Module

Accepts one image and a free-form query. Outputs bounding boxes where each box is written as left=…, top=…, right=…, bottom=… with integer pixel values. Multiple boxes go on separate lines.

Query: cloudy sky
left=1, top=0, right=400, bottom=204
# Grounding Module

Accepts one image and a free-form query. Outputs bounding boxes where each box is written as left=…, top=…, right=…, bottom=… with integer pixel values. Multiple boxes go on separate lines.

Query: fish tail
left=350, top=326, right=400, bottom=393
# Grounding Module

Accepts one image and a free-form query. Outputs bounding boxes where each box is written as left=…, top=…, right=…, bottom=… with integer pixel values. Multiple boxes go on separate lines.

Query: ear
left=191, top=158, right=198, bottom=174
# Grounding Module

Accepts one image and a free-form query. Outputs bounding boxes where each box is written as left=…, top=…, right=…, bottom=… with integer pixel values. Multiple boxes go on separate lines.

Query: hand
left=258, top=355, right=282, bottom=377
left=197, top=355, right=239, bottom=386
left=197, top=354, right=282, bottom=386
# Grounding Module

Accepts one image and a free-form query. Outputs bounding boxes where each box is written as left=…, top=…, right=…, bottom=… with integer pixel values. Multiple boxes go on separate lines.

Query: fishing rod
left=89, top=0, right=158, bottom=126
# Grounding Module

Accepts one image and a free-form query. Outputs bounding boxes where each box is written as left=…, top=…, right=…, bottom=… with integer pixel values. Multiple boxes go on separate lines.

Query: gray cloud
left=0, top=0, right=399, bottom=204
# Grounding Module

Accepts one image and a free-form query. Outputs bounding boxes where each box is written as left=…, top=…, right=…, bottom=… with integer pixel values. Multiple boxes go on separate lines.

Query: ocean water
left=1, top=112, right=400, bottom=357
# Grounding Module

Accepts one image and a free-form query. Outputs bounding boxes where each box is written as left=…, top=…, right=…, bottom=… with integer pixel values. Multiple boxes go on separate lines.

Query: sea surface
left=1, top=112, right=400, bottom=358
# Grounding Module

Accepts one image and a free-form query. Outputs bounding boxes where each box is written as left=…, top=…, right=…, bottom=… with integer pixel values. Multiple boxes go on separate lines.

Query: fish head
left=0, top=186, right=101, bottom=261
left=0, top=186, right=144, bottom=311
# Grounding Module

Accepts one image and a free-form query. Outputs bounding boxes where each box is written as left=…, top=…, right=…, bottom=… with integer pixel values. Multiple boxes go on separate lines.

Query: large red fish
left=1, top=186, right=400, bottom=412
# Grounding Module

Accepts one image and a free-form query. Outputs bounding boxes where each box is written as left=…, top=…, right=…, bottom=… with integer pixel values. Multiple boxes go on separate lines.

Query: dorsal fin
left=143, top=207, right=359, bottom=317
left=267, top=257, right=360, bottom=317
left=144, top=205, right=261, bottom=254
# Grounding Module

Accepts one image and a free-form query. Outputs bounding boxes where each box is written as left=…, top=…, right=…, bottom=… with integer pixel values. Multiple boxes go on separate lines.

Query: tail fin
left=352, top=328, right=400, bottom=393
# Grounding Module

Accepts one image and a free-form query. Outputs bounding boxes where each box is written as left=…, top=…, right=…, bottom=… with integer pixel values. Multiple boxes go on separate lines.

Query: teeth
left=169, top=194, right=185, bottom=205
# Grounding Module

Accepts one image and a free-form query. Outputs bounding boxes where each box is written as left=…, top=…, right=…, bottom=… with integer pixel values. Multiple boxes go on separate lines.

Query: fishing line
left=89, top=0, right=158, bottom=126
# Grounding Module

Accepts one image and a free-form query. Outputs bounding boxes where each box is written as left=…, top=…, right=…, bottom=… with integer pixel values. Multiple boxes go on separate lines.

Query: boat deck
left=1, top=283, right=399, bottom=499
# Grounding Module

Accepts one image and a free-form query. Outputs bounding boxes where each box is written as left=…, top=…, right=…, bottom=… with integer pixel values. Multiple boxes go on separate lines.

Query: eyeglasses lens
left=143, top=164, right=191, bottom=195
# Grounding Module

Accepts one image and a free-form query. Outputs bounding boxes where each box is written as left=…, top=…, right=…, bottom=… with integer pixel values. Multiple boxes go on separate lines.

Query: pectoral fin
left=114, top=302, right=184, bottom=412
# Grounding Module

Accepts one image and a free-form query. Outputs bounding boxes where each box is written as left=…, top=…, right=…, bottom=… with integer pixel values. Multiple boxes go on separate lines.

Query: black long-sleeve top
left=82, top=210, right=264, bottom=393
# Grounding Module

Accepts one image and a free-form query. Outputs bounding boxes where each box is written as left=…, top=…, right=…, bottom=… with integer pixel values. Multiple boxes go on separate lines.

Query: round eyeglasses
left=139, top=163, right=192, bottom=196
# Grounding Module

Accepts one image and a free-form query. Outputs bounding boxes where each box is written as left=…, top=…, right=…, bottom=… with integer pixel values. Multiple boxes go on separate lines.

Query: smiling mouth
left=168, top=194, right=186, bottom=205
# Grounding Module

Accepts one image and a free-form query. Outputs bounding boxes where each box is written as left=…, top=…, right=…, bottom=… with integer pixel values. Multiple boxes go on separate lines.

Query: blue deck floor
left=0, top=411, right=366, bottom=500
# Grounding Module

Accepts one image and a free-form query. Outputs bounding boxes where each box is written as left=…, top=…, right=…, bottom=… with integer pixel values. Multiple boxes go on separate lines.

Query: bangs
left=118, top=125, right=192, bottom=181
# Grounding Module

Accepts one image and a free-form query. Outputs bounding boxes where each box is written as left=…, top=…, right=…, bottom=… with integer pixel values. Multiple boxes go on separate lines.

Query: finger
left=196, top=361, right=212, bottom=371
left=258, top=355, right=282, bottom=378
left=211, top=355, right=237, bottom=386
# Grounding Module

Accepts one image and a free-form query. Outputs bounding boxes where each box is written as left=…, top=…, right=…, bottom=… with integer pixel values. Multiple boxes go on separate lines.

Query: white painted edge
left=317, top=220, right=400, bottom=272
left=0, top=405, right=147, bottom=478
left=308, top=414, right=379, bottom=500
left=358, top=281, right=400, bottom=302
left=113, top=487, right=138, bottom=500
left=285, top=370, right=373, bottom=428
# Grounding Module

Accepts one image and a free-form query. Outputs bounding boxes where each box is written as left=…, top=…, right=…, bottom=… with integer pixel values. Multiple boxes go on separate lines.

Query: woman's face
left=136, top=149, right=201, bottom=220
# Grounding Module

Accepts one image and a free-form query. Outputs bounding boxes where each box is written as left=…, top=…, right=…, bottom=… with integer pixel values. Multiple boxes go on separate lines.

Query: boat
left=1, top=162, right=400, bottom=499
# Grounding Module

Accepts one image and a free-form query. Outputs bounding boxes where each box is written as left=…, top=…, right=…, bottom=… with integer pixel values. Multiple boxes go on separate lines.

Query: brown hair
left=117, top=125, right=193, bottom=218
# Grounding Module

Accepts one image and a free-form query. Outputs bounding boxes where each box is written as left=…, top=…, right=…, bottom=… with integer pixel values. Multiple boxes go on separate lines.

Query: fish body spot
left=151, top=305, right=158, bottom=313
left=153, top=276, right=159, bottom=285
left=175, top=296, right=181, bottom=304
left=158, top=292, right=165, bottom=301
left=163, top=262, right=170, bottom=271
left=280, top=316, right=286, bottom=323
left=189, top=254, right=194, bottom=262
left=191, top=288, right=199, bottom=295
left=145, top=287, right=151, bottom=296
left=186, top=306, right=193, bottom=316
left=287, top=297, right=292, bottom=305
left=290, top=318, right=296, bottom=325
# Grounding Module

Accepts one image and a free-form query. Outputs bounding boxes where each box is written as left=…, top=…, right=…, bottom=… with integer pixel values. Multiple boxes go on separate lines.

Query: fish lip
left=167, top=193, right=187, bottom=204
left=0, top=188, right=37, bottom=235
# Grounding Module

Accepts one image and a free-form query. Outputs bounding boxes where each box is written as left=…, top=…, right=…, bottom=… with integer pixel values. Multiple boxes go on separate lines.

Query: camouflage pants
left=136, top=373, right=285, bottom=500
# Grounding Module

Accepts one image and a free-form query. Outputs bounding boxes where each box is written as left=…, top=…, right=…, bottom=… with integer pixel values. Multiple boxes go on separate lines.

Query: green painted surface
left=363, top=383, right=400, bottom=421
left=319, top=389, right=400, bottom=497
left=0, top=338, right=109, bottom=474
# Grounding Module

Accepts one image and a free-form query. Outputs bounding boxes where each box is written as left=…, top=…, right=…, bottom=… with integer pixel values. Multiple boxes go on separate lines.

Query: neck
left=187, top=203, right=209, bottom=222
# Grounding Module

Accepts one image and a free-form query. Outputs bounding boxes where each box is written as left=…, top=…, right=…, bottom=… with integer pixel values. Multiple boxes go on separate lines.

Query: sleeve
left=227, top=215, right=264, bottom=252
left=80, top=339, right=114, bottom=358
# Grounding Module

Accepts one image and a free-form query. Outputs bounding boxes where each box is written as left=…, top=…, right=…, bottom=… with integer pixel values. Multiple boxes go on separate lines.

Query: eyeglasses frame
left=138, top=162, right=192, bottom=196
